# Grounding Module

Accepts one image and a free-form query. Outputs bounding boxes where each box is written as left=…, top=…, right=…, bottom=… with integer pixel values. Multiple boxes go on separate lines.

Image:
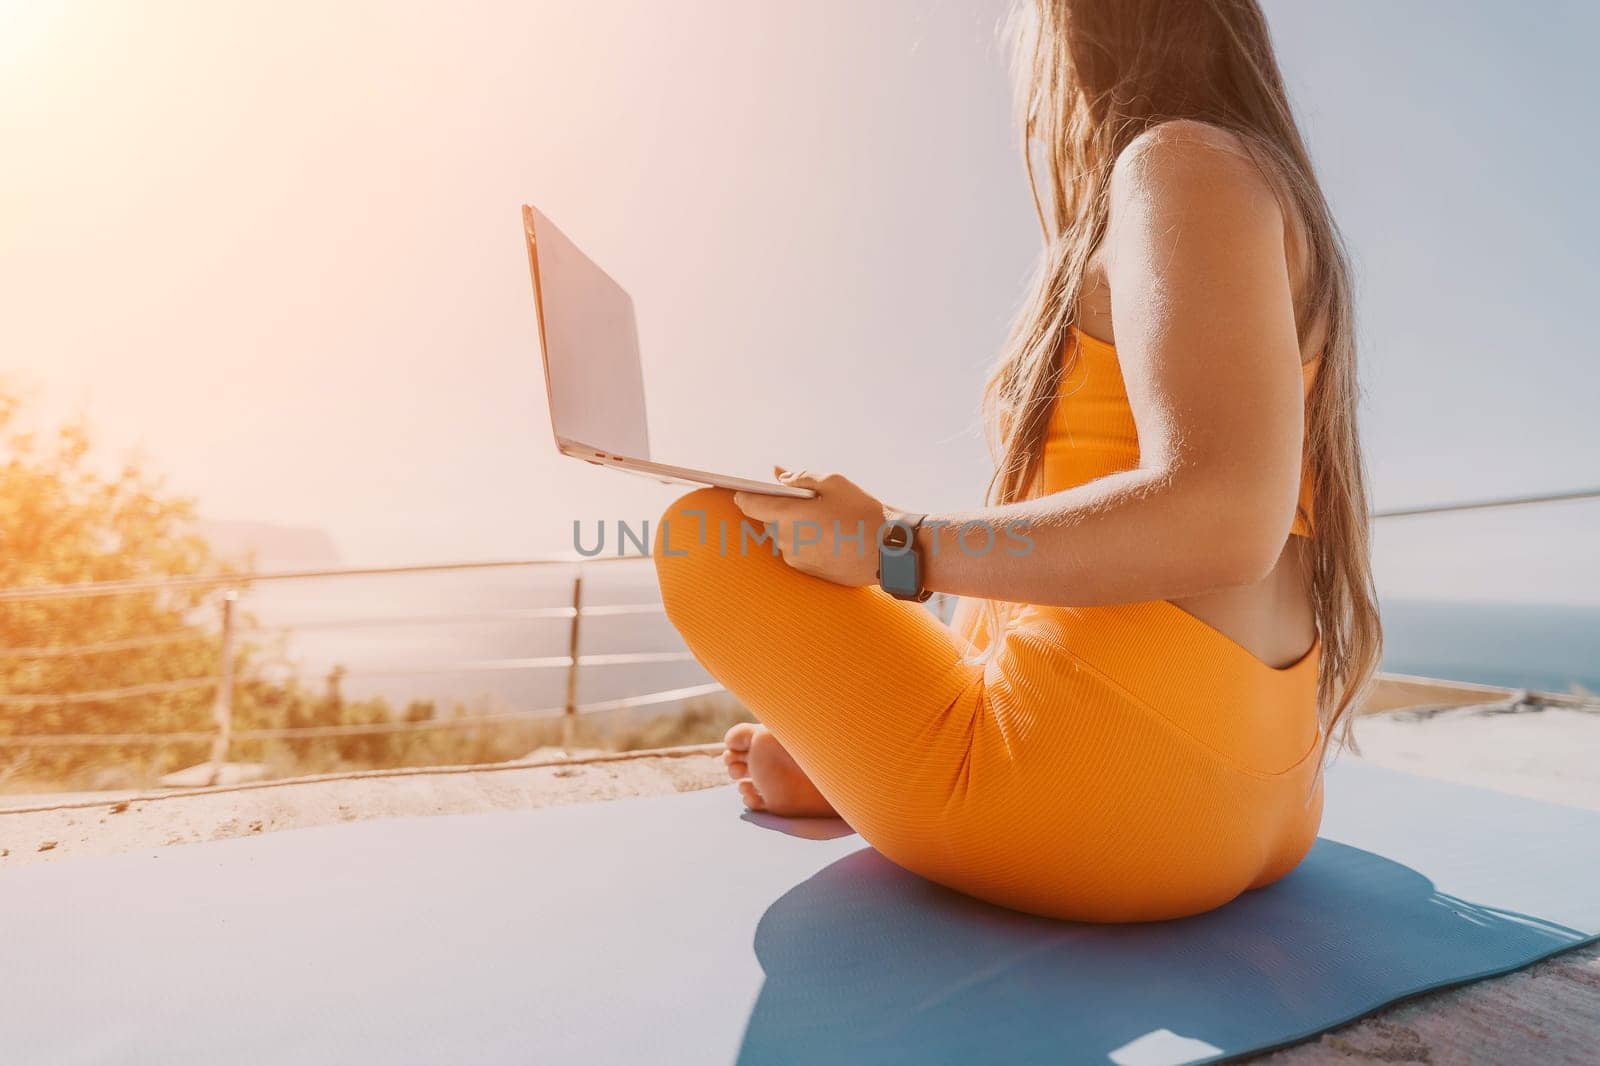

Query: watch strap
left=882, top=512, right=926, bottom=545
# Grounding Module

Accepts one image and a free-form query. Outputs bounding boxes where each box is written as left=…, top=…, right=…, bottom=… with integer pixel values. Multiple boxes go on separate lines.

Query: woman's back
left=1069, top=123, right=1327, bottom=669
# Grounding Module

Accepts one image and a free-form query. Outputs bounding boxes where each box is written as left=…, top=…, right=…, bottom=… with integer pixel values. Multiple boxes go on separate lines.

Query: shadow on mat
left=736, top=839, right=1587, bottom=1065
left=740, top=810, right=857, bottom=841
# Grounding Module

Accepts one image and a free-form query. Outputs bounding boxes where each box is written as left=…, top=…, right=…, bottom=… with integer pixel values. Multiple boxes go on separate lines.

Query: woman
left=653, top=0, right=1381, bottom=923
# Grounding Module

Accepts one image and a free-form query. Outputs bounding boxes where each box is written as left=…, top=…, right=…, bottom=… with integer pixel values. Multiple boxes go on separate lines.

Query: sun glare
left=0, top=0, right=69, bottom=69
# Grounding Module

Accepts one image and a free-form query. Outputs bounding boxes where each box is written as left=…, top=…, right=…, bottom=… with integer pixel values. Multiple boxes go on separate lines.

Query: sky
left=3, top=0, right=1597, bottom=603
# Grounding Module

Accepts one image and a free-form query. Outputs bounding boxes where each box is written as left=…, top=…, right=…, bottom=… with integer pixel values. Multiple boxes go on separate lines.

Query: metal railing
left=1372, top=485, right=1600, bottom=520
left=2, top=484, right=1596, bottom=785
left=0, top=555, right=719, bottom=784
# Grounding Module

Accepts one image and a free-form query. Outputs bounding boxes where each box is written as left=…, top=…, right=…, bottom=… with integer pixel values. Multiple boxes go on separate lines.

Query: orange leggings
left=654, top=488, right=1324, bottom=922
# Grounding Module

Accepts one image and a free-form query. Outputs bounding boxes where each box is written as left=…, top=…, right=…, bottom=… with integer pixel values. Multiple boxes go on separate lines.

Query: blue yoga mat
left=2, top=761, right=1596, bottom=1065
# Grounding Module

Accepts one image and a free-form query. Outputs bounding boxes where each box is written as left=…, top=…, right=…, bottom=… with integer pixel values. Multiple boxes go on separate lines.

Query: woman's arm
left=735, top=122, right=1308, bottom=607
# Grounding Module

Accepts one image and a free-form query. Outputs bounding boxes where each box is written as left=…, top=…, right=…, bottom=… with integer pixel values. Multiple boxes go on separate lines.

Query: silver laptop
left=522, top=205, right=813, bottom=499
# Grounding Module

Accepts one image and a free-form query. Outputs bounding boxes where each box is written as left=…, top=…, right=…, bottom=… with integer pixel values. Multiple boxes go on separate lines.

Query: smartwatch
left=877, top=512, right=932, bottom=602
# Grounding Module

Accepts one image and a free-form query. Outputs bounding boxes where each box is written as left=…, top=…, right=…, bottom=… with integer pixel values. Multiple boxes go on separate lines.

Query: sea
left=1375, top=599, right=1599, bottom=695
left=234, top=564, right=1600, bottom=714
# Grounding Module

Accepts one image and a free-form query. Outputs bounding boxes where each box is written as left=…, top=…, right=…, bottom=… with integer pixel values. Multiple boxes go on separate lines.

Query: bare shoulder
left=1100, top=118, right=1313, bottom=362
left=1108, top=119, right=1284, bottom=234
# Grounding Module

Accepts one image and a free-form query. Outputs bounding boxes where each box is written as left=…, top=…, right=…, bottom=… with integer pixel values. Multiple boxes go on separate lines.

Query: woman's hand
left=733, top=467, right=890, bottom=587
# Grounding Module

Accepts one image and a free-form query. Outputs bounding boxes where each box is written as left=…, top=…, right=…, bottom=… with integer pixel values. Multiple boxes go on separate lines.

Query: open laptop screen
left=524, top=205, right=651, bottom=461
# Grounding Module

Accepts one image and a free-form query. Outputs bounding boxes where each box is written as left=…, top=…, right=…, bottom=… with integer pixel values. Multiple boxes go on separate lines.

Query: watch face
left=878, top=540, right=921, bottom=599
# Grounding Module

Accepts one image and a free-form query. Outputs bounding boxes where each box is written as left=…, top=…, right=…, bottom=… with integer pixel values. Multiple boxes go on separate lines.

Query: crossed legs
left=653, top=487, right=993, bottom=866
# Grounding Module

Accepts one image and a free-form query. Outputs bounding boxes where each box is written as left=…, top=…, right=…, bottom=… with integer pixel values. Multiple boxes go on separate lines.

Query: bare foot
left=722, top=723, right=838, bottom=818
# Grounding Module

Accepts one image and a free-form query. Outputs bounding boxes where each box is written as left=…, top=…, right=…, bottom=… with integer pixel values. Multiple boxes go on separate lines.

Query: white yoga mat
left=2, top=761, right=1596, bottom=1065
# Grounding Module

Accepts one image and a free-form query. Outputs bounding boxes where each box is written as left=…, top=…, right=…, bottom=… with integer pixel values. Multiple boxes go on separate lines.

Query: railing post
left=207, top=588, right=238, bottom=786
left=562, top=573, right=584, bottom=750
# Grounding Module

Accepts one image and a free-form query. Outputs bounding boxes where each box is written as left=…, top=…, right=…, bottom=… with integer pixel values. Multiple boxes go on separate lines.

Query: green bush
left=0, top=383, right=747, bottom=793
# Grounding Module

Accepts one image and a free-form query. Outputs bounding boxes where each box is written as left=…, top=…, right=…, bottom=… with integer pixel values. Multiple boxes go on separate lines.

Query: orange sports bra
left=1034, top=325, right=1320, bottom=538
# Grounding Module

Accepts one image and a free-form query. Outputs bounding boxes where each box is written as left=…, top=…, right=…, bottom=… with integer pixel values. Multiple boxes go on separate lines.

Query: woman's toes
left=721, top=721, right=835, bottom=817
left=737, top=778, right=767, bottom=811
left=723, top=722, right=761, bottom=782
left=723, top=722, right=760, bottom=756
left=745, top=729, right=838, bottom=818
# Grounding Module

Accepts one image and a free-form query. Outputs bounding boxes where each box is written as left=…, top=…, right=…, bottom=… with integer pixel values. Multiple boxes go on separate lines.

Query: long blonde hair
left=984, top=0, right=1382, bottom=748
